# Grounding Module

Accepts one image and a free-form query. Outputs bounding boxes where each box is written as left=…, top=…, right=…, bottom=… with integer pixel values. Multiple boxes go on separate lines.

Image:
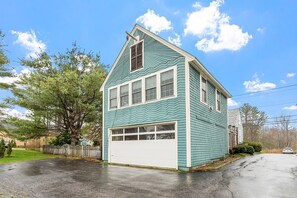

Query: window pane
left=139, top=125, right=155, bottom=132
left=125, top=135, right=138, bottom=141
left=156, top=133, right=175, bottom=139
left=217, top=91, right=221, bottom=111
left=112, top=129, right=123, bottom=135
left=120, top=85, right=129, bottom=107
left=131, top=42, right=143, bottom=72
left=131, top=58, right=136, bottom=71
left=161, top=70, right=174, bottom=98
left=131, top=45, right=136, bottom=58
left=137, top=42, right=142, bottom=55
left=202, top=90, right=207, bottom=103
left=145, top=75, right=156, bottom=89
left=132, top=92, right=142, bottom=104
left=156, top=124, right=175, bottom=131
left=146, top=88, right=156, bottom=101
left=161, top=83, right=174, bottom=98
left=110, top=88, right=117, bottom=99
left=161, top=70, right=173, bottom=85
left=112, top=136, right=123, bottom=141
left=139, top=134, right=155, bottom=140
left=110, top=98, right=117, bottom=109
left=125, top=128, right=138, bottom=134
left=120, top=96, right=128, bottom=107
left=132, top=80, right=142, bottom=92
left=202, top=77, right=206, bottom=87
left=132, top=80, right=142, bottom=104
left=136, top=54, right=142, bottom=68
left=120, top=85, right=129, bottom=96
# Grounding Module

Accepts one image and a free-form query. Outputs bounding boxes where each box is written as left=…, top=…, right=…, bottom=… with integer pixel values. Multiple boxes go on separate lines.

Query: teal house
left=100, top=24, right=231, bottom=170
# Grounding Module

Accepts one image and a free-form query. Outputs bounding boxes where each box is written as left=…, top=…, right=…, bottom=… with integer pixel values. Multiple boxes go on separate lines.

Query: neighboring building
left=228, top=108, right=244, bottom=149
left=100, top=24, right=231, bottom=170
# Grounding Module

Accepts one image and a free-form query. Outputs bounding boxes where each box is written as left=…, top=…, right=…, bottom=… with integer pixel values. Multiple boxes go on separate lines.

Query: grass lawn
left=0, top=149, right=58, bottom=165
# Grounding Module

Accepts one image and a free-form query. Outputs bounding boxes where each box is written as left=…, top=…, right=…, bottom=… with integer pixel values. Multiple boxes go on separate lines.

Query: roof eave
left=189, top=59, right=232, bottom=98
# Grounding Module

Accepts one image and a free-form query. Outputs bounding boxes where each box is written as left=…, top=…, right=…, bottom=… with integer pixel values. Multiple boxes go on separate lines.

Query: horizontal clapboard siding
left=103, top=29, right=187, bottom=168
left=190, top=65, right=228, bottom=167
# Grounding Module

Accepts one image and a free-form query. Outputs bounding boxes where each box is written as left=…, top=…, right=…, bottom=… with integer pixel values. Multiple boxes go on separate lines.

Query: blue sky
left=0, top=0, right=297, bottom=125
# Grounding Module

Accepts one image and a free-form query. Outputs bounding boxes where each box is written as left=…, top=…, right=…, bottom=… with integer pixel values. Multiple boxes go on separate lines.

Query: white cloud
left=1, top=109, right=31, bottom=120
left=11, top=30, right=46, bottom=59
left=168, top=33, right=182, bottom=47
left=0, top=68, right=31, bottom=86
left=243, top=74, right=276, bottom=92
left=287, top=73, right=296, bottom=78
left=280, top=80, right=286, bottom=84
left=257, top=27, right=265, bottom=34
left=227, top=98, right=239, bottom=107
left=283, top=105, right=297, bottom=111
left=136, top=9, right=172, bottom=34
left=184, top=0, right=252, bottom=52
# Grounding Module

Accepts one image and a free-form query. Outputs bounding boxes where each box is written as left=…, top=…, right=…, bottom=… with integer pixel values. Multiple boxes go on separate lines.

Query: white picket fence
left=43, top=145, right=101, bottom=159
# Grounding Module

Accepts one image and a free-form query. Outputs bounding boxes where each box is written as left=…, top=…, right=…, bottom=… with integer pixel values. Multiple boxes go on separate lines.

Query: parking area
left=0, top=154, right=296, bottom=198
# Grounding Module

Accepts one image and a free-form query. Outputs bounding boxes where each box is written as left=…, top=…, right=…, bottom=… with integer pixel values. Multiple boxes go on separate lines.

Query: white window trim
left=109, top=121, right=177, bottom=141
left=109, top=87, right=118, bottom=110
left=130, top=40, right=144, bottom=73
left=160, top=69, right=176, bottom=99
left=131, top=80, right=142, bottom=105
left=200, top=75, right=208, bottom=105
left=145, top=74, right=157, bottom=102
left=216, top=89, right=221, bottom=113
left=108, top=65, right=177, bottom=111
left=119, top=84, right=129, bottom=107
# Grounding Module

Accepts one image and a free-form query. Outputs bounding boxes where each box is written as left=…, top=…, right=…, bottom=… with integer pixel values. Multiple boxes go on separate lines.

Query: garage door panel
left=109, top=123, right=177, bottom=169
left=110, top=139, right=177, bottom=169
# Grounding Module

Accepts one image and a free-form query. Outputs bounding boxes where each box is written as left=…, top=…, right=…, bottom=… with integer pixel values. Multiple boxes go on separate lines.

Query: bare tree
left=276, top=115, right=291, bottom=147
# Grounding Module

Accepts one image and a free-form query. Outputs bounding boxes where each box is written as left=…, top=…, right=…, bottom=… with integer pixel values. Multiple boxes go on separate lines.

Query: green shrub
left=6, top=140, right=15, bottom=157
left=233, top=145, right=247, bottom=154
left=49, top=131, right=71, bottom=146
left=232, top=144, right=255, bottom=155
left=0, top=139, right=5, bottom=158
left=244, top=141, right=262, bottom=152
left=245, top=145, right=255, bottom=155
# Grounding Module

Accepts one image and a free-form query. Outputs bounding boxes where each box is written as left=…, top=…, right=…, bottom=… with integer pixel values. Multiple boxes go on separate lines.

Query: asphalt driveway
left=0, top=154, right=296, bottom=198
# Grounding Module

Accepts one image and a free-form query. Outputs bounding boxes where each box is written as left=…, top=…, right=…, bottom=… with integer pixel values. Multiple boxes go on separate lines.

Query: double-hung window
left=109, top=88, right=118, bottom=109
left=120, top=85, right=129, bottom=107
left=132, top=80, right=142, bottom=104
left=201, top=76, right=207, bottom=103
left=216, top=90, right=221, bottom=112
left=145, top=75, right=157, bottom=101
left=161, top=70, right=174, bottom=98
left=131, top=41, right=143, bottom=72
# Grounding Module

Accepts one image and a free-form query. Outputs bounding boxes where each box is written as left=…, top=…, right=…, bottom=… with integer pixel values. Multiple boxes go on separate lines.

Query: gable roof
left=100, top=24, right=231, bottom=98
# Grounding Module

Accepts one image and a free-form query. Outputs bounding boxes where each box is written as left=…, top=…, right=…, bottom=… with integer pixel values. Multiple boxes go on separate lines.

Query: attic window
left=130, top=41, right=143, bottom=72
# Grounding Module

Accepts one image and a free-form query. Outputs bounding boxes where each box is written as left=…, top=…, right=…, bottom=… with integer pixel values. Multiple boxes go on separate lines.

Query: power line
left=244, top=115, right=297, bottom=123
left=265, top=118, right=297, bottom=124
left=232, top=83, right=297, bottom=98
left=257, top=101, right=297, bottom=108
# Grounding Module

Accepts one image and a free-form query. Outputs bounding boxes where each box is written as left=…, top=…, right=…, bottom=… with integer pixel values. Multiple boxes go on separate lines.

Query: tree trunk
left=70, top=129, right=79, bottom=146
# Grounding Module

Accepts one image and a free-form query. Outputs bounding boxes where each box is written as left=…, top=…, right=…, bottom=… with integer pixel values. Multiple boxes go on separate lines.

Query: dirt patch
left=193, top=154, right=247, bottom=172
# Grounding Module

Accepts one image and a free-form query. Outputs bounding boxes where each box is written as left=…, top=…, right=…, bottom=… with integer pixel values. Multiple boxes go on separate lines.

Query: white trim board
left=185, top=58, right=191, bottom=168
left=107, top=65, right=177, bottom=111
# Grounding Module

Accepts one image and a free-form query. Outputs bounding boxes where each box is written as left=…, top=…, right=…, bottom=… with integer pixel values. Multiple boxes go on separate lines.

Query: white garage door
left=109, top=123, right=177, bottom=169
